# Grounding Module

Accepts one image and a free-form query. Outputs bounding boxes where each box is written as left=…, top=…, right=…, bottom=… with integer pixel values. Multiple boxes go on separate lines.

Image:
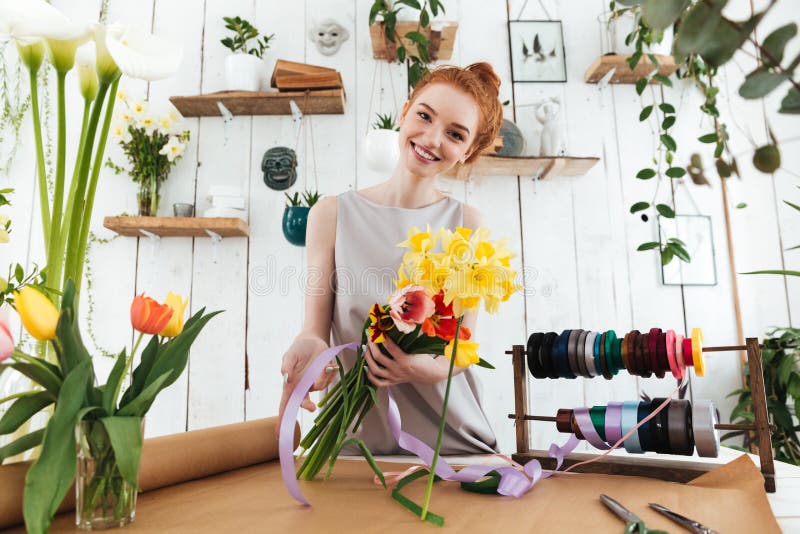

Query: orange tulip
left=130, top=294, right=173, bottom=335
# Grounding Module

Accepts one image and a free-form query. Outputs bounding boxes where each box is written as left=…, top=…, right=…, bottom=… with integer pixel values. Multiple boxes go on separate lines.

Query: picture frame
left=508, top=20, right=567, bottom=83
left=658, top=214, right=718, bottom=286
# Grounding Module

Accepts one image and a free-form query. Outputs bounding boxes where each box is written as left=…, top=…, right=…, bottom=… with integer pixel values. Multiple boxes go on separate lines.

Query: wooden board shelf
left=169, top=89, right=345, bottom=117
left=370, top=21, right=458, bottom=61
left=584, top=54, right=678, bottom=84
left=103, top=216, right=250, bottom=238
left=443, top=155, right=600, bottom=180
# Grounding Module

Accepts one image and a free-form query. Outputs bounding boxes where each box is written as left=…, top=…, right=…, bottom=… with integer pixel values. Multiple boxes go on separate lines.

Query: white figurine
left=534, top=97, right=566, bottom=156
left=308, top=19, right=350, bottom=56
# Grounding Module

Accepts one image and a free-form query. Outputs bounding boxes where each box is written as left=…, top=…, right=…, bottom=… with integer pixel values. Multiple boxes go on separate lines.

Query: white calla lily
left=91, top=23, right=122, bottom=84
left=16, top=40, right=45, bottom=72
left=75, top=43, right=99, bottom=100
left=46, top=28, right=92, bottom=73
left=106, top=25, right=182, bottom=81
left=0, top=0, right=71, bottom=41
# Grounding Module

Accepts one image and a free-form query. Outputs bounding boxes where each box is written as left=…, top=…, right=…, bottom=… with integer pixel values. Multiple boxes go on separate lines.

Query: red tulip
left=421, top=292, right=471, bottom=342
left=130, top=294, right=173, bottom=335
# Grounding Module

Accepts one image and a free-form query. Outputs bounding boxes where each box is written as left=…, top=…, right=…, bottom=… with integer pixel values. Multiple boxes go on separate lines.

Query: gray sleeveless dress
left=331, top=189, right=497, bottom=455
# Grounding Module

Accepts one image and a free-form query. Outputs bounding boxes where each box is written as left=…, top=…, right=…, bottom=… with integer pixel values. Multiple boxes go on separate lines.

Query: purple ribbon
left=604, top=401, right=624, bottom=445
left=279, top=341, right=359, bottom=505
left=280, top=341, right=581, bottom=505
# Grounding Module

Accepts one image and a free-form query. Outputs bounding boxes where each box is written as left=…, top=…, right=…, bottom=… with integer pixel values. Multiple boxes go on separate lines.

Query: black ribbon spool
left=526, top=332, right=547, bottom=379
left=648, top=397, right=671, bottom=454
left=598, top=332, right=612, bottom=380
left=667, top=399, right=693, bottom=455
left=637, top=401, right=654, bottom=451
left=540, top=332, right=559, bottom=379
left=655, top=331, right=668, bottom=378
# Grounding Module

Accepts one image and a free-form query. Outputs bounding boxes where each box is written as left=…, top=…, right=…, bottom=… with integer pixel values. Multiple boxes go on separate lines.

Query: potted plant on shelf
left=364, top=112, right=400, bottom=173
left=220, top=15, right=275, bottom=91
left=106, top=94, right=190, bottom=216
left=282, top=190, right=321, bottom=247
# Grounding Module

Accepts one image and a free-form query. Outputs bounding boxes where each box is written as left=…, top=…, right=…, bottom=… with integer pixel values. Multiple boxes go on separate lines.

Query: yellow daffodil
left=14, top=286, right=59, bottom=340
left=444, top=338, right=480, bottom=367
left=159, top=291, right=188, bottom=337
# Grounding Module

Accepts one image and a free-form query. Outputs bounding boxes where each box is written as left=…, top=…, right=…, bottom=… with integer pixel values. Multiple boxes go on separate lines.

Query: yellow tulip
left=159, top=291, right=188, bottom=337
left=14, top=286, right=58, bottom=340
left=444, top=338, right=481, bottom=368
left=0, top=276, right=7, bottom=292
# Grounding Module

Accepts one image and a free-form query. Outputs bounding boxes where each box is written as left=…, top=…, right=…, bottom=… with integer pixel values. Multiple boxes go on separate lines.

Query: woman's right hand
left=276, top=336, right=334, bottom=436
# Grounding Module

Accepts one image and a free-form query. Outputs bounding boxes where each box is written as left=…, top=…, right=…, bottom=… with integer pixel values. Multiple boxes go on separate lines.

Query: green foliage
left=0, top=262, right=46, bottom=309
left=0, top=280, right=221, bottom=533
left=220, top=16, right=274, bottom=58
left=725, top=327, right=800, bottom=465
left=372, top=112, right=399, bottom=130
left=369, top=0, right=446, bottom=88
left=285, top=190, right=323, bottom=207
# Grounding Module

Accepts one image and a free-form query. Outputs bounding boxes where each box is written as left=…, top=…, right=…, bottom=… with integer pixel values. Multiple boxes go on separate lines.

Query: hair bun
left=466, top=62, right=501, bottom=96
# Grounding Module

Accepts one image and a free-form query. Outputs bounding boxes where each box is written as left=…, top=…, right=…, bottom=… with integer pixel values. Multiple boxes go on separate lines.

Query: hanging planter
left=282, top=190, right=321, bottom=247
left=364, top=112, right=400, bottom=173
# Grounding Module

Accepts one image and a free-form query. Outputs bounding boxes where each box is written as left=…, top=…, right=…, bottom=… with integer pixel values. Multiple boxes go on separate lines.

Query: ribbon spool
left=525, top=327, right=705, bottom=381
left=555, top=399, right=720, bottom=458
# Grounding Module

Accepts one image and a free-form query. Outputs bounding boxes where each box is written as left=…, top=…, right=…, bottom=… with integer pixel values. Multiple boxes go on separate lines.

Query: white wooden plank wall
left=1, top=0, right=796, bottom=455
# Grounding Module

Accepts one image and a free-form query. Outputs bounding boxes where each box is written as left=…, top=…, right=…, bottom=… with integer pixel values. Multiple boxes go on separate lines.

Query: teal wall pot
left=282, top=206, right=310, bottom=246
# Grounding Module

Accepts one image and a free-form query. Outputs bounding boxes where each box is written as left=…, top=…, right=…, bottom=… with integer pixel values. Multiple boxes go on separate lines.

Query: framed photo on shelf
left=508, top=20, right=567, bottom=83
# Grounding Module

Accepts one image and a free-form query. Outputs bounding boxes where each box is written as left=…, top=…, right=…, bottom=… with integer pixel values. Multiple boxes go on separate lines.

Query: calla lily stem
left=28, top=67, right=51, bottom=246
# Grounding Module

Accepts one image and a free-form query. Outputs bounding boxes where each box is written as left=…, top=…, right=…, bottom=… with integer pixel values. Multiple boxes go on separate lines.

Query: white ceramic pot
left=363, top=129, right=400, bottom=173
left=224, top=53, right=264, bottom=91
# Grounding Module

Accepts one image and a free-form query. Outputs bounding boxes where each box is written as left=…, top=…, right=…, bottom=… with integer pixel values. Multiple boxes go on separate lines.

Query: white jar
left=224, top=53, right=264, bottom=92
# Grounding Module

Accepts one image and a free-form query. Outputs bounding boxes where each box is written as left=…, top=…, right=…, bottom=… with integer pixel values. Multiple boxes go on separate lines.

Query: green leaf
left=739, top=69, right=788, bottom=99
left=641, top=0, right=689, bottom=31
left=0, top=391, right=53, bottom=434
left=698, top=132, right=718, bottom=143
left=777, top=355, right=794, bottom=385
left=397, top=45, right=406, bottom=63
left=116, top=371, right=171, bottom=417
left=667, top=237, right=686, bottom=246
left=671, top=243, right=691, bottom=262
left=636, top=168, right=656, bottom=179
left=475, top=358, right=495, bottom=369
left=673, top=0, right=725, bottom=57
left=368, top=0, right=382, bottom=25
left=736, top=202, right=747, bottom=209
left=637, top=241, right=661, bottom=251
left=391, top=469, right=445, bottom=526
left=698, top=13, right=763, bottom=67
left=665, top=166, right=686, bottom=178
left=103, top=349, right=128, bottom=415
left=54, top=280, right=91, bottom=374
left=660, top=133, right=677, bottom=152
left=23, top=360, right=91, bottom=534
left=630, top=201, right=650, bottom=213
left=661, top=248, right=674, bottom=265
left=762, top=23, right=797, bottom=64
left=7, top=361, right=62, bottom=398
left=752, top=144, right=781, bottom=173
left=122, top=335, right=160, bottom=407
left=659, top=102, right=675, bottom=114
left=0, top=428, right=44, bottom=463
left=653, top=73, right=672, bottom=86
left=662, top=116, right=676, bottom=129
left=656, top=203, right=675, bottom=218
left=100, top=417, right=144, bottom=488
left=740, top=269, right=800, bottom=276
left=627, top=51, right=643, bottom=70
left=635, top=78, right=648, bottom=95
left=639, top=105, right=653, bottom=121
left=779, top=88, right=800, bottom=114
left=783, top=200, right=800, bottom=213
left=420, top=9, right=429, bottom=28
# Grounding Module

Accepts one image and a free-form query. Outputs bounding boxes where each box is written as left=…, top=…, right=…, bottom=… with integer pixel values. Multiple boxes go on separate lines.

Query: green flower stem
left=62, top=80, right=110, bottom=292
left=46, top=70, right=68, bottom=291
left=420, top=315, right=462, bottom=521
left=27, top=66, right=51, bottom=246
left=109, top=331, right=144, bottom=411
left=74, top=77, right=119, bottom=292
left=59, top=98, right=92, bottom=268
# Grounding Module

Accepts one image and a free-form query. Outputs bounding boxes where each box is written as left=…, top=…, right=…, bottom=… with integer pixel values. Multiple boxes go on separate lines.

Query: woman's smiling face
left=397, top=82, right=481, bottom=178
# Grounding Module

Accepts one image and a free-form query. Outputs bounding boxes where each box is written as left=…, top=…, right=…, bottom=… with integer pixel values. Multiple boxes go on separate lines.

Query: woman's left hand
left=364, top=336, right=452, bottom=387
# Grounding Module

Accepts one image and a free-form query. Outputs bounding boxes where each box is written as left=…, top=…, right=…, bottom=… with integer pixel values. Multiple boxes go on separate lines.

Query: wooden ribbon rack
left=507, top=337, right=777, bottom=492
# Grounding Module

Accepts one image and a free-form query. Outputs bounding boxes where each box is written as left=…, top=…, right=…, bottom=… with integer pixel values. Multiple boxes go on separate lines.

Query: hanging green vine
left=0, top=41, right=31, bottom=178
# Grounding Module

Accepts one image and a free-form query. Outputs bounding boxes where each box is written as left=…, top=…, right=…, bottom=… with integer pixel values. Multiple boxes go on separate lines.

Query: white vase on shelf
left=224, top=53, right=263, bottom=92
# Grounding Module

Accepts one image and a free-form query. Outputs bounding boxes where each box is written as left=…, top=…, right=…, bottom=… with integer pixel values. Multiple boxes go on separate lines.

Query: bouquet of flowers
left=296, top=224, right=520, bottom=521
left=0, top=281, right=220, bottom=533
left=107, top=94, right=190, bottom=216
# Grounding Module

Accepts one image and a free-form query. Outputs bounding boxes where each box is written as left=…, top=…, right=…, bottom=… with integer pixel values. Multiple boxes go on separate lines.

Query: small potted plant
left=282, top=190, right=321, bottom=246
left=364, top=112, right=400, bottom=173
left=220, top=15, right=275, bottom=91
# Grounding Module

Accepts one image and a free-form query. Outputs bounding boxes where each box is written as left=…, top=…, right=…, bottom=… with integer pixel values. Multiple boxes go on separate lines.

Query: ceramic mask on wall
left=262, top=147, right=298, bottom=190
left=308, top=18, right=350, bottom=56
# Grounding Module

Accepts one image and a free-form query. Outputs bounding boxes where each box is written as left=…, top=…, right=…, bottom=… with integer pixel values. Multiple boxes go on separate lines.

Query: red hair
left=407, top=62, right=503, bottom=165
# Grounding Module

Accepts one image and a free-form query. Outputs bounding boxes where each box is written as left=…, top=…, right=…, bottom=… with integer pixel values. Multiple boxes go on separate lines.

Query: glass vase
left=75, top=419, right=141, bottom=530
left=136, top=176, right=160, bottom=217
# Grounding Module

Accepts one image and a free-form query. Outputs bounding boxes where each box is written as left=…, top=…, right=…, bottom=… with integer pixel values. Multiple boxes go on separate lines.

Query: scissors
left=600, top=494, right=668, bottom=534
left=649, top=503, right=719, bottom=534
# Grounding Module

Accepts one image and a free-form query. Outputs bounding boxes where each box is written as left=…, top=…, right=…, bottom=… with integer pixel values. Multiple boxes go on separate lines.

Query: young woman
left=278, top=62, right=504, bottom=454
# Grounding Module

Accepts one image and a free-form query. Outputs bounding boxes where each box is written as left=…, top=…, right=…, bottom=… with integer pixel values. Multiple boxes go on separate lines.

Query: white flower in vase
left=159, top=136, right=186, bottom=162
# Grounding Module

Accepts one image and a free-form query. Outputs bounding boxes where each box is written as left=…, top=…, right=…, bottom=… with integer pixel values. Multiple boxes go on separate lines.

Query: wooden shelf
left=443, top=155, right=600, bottom=180
left=584, top=54, right=678, bottom=84
left=103, top=216, right=249, bottom=238
left=370, top=21, right=457, bottom=61
left=169, top=89, right=345, bottom=117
